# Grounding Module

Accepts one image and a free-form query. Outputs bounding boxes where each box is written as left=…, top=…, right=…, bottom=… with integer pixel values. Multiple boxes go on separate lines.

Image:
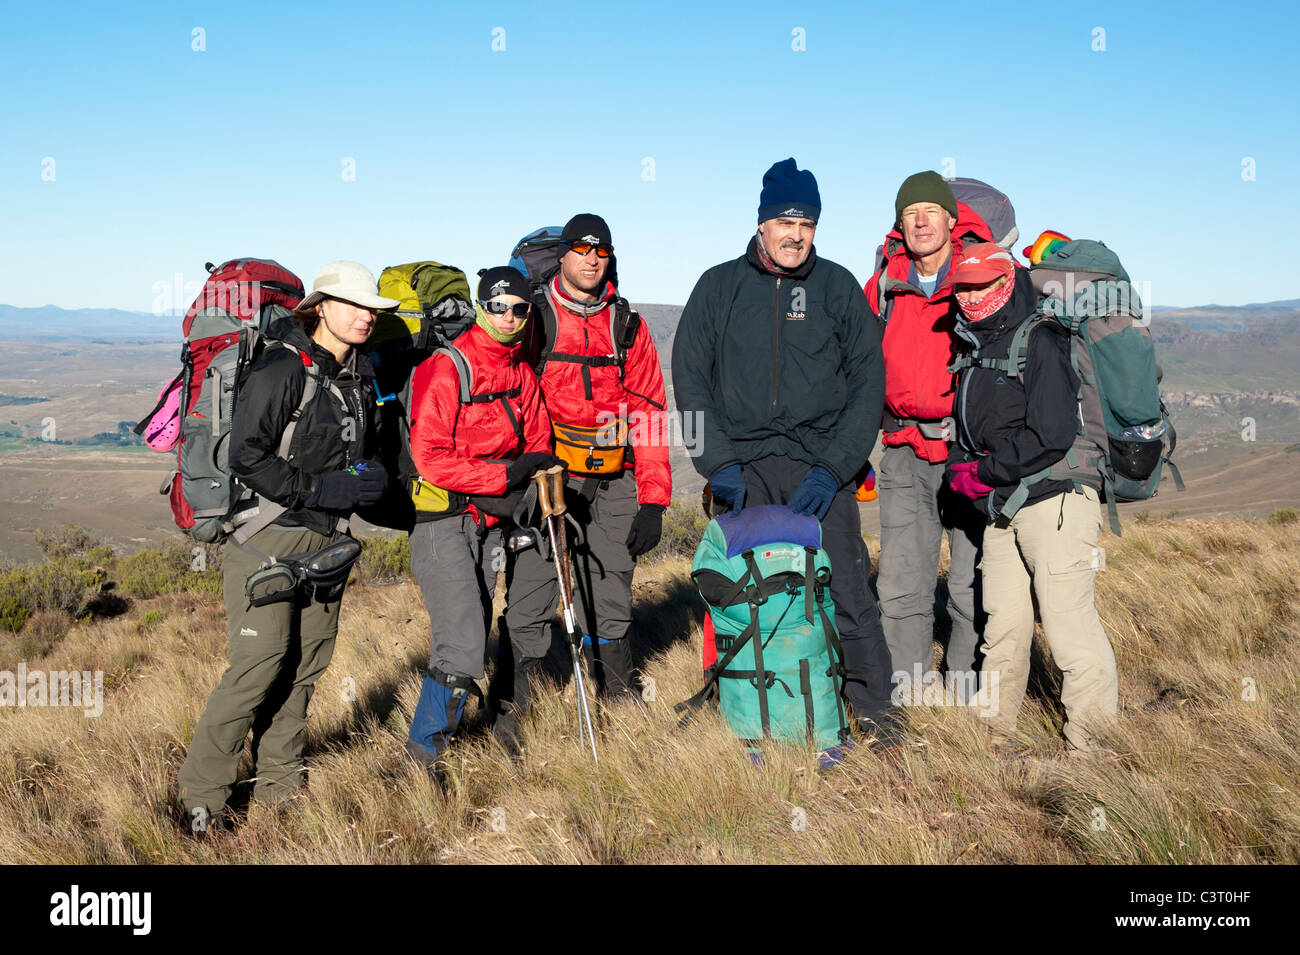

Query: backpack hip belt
left=883, top=410, right=955, bottom=442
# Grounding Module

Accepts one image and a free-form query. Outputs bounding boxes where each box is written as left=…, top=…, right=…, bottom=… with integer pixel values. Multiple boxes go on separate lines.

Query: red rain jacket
left=409, top=322, right=552, bottom=527
left=863, top=201, right=995, bottom=463
left=530, top=277, right=671, bottom=507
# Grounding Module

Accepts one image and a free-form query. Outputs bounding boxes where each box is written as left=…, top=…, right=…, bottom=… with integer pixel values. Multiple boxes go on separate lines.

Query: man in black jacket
left=672, top=158, right=899, bottom=748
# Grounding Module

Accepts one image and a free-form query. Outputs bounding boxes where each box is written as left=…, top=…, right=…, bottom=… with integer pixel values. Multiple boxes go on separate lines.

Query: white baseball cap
left=296, top=260, right=400, bottom=312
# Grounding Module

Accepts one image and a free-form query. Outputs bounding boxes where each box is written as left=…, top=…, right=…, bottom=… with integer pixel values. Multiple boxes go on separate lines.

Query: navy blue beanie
left=758, top=158, right=821, bottom=224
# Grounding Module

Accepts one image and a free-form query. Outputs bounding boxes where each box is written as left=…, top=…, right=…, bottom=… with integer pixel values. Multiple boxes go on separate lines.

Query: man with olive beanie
left=673, top=158, right=900, bottom=750
left=863, top=171, right=997, bottom=701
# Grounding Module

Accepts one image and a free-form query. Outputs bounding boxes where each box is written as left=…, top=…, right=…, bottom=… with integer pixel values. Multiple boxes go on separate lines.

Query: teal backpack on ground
left=951, top=239, right=1184, bottom=534
left=676, top=505, right=849, bottom=752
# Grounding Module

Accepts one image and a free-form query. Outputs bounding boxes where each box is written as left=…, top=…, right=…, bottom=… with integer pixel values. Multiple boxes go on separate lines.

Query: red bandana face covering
left=755, top=232, right=795, bottom=276
left=959, top=274, right=1015, bottom=323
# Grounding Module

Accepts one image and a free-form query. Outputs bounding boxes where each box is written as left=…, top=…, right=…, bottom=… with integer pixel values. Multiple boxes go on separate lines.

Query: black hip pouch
left=244, top=537, right=363, bottom=607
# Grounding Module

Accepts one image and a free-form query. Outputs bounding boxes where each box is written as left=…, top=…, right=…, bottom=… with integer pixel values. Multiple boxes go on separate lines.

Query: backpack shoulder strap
left=876, top=271, right=904, bottom=325
left=610, top=296, right=641, bottom=362
left=949, top=314, right=1045, bottom=378
left=1004, top=313, right=1052, bottom=381
left=532, top=283, right=558, bottom=375
left=435, top=345, right=474, bottom=404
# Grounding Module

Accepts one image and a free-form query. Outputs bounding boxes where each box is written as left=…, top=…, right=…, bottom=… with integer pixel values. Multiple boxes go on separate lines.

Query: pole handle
left=546, top=465, right=567, bottom=518
left=533, top=465, right=563, bottom=519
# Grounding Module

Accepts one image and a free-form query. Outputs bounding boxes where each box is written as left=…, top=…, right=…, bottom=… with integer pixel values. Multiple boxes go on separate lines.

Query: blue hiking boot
left=407, top=669, right=473, bottom=769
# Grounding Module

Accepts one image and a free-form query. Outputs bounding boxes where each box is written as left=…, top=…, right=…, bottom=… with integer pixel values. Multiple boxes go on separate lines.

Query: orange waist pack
left=552, top=418, right=628, bottom=476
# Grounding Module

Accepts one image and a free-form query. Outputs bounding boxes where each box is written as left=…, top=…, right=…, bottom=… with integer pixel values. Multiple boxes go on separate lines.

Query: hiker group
left=141, top=158, right=1180, bottom=831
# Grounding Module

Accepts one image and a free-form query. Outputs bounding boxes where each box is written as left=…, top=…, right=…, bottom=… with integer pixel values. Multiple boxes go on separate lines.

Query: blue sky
left=2, top=0, right=1297, bottom=312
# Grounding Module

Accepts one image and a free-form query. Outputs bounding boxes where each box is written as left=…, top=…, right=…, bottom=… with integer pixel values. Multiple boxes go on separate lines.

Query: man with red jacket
left=405, top=266, right=560, bottom=766
left=863, top=172, right=994, bottom=701
left=497, top=214, right=671, bottom=734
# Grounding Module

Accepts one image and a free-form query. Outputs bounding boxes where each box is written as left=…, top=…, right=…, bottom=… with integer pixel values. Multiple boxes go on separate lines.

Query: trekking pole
left=533, top=465, right=599, bottom=762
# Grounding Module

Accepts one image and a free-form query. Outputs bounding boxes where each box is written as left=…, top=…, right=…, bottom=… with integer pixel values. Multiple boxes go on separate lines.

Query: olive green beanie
left=894, top=171, right=958, bottom=224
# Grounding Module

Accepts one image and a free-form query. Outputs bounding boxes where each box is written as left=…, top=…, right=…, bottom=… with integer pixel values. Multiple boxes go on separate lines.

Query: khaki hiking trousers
left=977, top=486, right=1117, bottom=751
left=178, top=525, right=344, bottom=817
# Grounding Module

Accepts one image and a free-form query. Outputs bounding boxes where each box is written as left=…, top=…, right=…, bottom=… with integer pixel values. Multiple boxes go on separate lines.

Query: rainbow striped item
left=1022, top=230, right=1071, bottom=266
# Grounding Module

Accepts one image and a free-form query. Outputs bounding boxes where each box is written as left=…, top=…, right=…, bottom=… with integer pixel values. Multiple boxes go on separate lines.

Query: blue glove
left=709, top=463, right=747, bottom=514
left=788, top=466, right=839, bottom=520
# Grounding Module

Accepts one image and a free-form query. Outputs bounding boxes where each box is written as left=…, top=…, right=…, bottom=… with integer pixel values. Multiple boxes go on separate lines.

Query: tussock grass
left=0, top=517, right=1297, bottom=863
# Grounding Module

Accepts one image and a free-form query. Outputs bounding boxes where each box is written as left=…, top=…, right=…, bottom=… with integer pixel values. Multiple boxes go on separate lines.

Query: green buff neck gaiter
left=475, top=303, right=529, bottom=345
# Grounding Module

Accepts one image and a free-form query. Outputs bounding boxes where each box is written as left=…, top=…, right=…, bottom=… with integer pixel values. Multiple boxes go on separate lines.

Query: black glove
left=625, top=503, right=665, bottom=558
left=306, top=462, right=388, bottom=511
left=505, top=452, right=565, bottom=490
left=306, top=470, right=362, bottom=511
left=788, top=465, right=839, bottom=520
left=355, top=461, right=388, bottom=506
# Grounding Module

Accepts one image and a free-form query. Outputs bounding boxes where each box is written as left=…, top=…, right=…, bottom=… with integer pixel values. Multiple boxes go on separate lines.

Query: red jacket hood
left=461, top=320, right=526, bottom=364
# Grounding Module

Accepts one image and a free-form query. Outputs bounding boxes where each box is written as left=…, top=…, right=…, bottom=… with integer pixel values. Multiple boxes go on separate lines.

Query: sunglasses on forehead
left=481, top=300, right=532, bottom=318
left=567, top=240, right=613, bottom=258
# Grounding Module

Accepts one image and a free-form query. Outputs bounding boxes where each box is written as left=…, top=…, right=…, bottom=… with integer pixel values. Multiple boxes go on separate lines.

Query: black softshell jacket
left=672, top=237, right=884, bottom=486
left=228, top=317, right=382, bottom=535
left=949, top=268, right=1080, bottom=518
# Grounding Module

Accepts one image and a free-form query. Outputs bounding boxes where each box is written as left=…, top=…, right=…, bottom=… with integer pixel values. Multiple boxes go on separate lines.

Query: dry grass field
left=1, top=513, right=1297, bottom=864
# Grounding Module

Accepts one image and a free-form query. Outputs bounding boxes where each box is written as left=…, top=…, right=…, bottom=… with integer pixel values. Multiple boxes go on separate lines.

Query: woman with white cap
left=178, top=260, right=399, bottom=833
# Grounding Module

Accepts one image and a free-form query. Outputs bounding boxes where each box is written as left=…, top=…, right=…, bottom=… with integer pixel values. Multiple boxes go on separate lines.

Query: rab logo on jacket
left=786, top=285, right=806, bottom=321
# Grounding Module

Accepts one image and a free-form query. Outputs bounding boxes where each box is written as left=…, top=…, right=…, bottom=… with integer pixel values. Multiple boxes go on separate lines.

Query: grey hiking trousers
left=410, top=515, right=502, bottom=681
left=503, top=471, right=639, bottom=660
left=876, top=445, right=983, bottom=693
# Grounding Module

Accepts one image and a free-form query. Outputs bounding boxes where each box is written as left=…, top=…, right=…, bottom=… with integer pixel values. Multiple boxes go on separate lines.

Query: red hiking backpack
left=136, top=258, right=306, bottom=542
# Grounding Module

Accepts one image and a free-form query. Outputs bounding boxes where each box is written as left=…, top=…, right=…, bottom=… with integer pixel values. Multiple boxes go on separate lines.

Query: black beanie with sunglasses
left=560, top=213, right=613, bottom=249
left=476, top=266, right=531, bottom=303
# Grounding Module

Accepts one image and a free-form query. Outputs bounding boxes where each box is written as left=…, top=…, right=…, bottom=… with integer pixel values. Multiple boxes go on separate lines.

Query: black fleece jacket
left=672, top=236, right=884, bottom=486
left=948, top=268, right=1080, bottom=518
left=228, top=316, right=383, bottom=534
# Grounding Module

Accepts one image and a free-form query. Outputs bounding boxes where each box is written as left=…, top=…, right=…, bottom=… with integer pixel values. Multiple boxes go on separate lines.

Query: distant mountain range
left=0, top=305, right=176, bottom=343
left=5, top=298, right=1298, bottom=345
left=1148, top=299, right=1300, bottom=335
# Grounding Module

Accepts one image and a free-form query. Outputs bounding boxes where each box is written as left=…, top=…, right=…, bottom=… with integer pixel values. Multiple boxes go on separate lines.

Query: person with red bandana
left=863, top=172, right=996, bottom=702
left=944, top=244, right=1117, bottom=753
left=495, top=214, right=671, bottom=740
left=405, top=266, right=560, bottom=769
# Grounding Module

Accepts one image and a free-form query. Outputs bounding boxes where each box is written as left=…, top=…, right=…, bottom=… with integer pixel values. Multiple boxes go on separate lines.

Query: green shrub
left=82, top=544, right=116, bottom=567
left=0, top=557, right=89, bottom=631
left=355, top=534, right=410, bottom=584
left=118, top=540, right=221, bottom=598
left=654, top=500, right=710, bottom=562
left=19, top=559, right=87, bottom=615
left=33, top=524, right=106, bottom=560
left=0, top=594, right=30, bottom=633
left=1267, top=507, right=1299, bottom=526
